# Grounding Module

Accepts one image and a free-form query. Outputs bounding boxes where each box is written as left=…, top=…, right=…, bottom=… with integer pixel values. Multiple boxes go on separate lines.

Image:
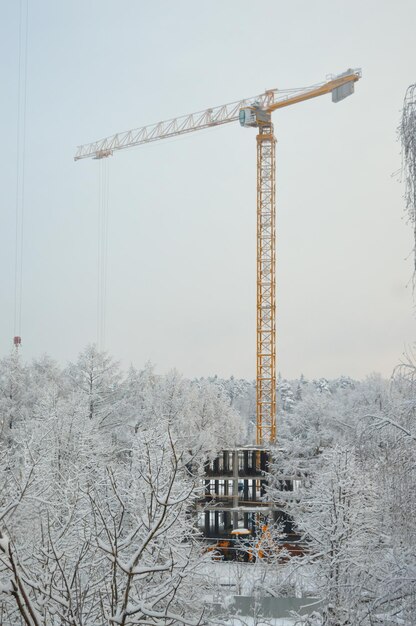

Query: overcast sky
left=0, top=0, right=415, bottom=381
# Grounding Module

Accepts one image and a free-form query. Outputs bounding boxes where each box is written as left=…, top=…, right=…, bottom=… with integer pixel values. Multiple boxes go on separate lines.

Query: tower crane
left=75, top=68, right=361, bottom=446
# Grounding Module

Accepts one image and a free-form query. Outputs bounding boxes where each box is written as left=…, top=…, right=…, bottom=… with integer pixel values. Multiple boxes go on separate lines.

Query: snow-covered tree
left=400, top=82, right=416, bottom=274
left=0, top=417, right=212, bottom=625
left=0, top=350, right=29, bottom=439
left=289, top=446, right=381, bottom=625
left=0, top=347, right=253, bottom=624
left=66, top=344, right=123, bottom=426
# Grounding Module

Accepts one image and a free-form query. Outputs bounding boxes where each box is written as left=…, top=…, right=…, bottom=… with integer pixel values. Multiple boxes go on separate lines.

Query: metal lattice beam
left=256, top=124, right=276, bottom=445
left=74, top=90, right=279, bottom=161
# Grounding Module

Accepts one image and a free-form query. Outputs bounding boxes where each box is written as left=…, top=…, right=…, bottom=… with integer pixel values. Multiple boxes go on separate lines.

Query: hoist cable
left=97, top=161, right=102, bottom=349
left=97, top=159, right=110, bottom=351
left=102, top=161, right=110, bottom=350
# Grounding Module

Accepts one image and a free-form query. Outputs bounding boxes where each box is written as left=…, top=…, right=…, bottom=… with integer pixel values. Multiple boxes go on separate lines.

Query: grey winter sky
left=0, top=0, right=415, bottom=381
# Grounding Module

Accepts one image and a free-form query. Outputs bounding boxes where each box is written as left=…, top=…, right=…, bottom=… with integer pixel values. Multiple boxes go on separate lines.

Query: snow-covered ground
left=230, top=617, right=295, bottom=626
left=201, top=560, right=317, bottom=596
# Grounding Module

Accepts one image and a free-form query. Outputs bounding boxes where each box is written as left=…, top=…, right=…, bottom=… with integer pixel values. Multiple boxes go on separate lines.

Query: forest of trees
left=1, top=344, right=416, bottom=624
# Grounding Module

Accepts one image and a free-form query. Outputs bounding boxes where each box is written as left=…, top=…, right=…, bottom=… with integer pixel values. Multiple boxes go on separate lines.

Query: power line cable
left=13, top=0, right=28, bottom=349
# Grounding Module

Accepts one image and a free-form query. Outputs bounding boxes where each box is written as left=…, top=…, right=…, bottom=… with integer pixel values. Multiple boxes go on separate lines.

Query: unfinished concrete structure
left=197, top=446, right=289, bottom=538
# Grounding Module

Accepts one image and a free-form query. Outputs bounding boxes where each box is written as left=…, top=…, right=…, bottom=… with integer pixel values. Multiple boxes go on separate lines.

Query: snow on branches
left=400, top=83, right=416, bottom=274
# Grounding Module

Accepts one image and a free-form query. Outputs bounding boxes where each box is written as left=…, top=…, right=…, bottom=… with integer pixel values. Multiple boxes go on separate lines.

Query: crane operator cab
left=239, top=105, right=271, bottom=128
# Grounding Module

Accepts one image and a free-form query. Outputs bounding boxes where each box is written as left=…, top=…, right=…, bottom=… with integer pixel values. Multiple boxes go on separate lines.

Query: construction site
left=4, top=3, right=416, bottom=623
left=73, top=68, right=361, bottom=558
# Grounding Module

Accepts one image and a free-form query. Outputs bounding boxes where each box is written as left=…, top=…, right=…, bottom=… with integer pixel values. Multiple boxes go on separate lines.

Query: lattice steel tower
left=256, top=122, right=276, bottom=444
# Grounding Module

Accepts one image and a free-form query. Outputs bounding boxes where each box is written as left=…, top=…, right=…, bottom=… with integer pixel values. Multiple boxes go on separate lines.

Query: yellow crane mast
left=75, top=69, right=361, bottom=446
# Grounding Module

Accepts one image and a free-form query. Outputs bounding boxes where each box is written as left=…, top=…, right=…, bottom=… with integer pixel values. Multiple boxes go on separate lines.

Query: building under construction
left=197, top=446, right=298, bottom=540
